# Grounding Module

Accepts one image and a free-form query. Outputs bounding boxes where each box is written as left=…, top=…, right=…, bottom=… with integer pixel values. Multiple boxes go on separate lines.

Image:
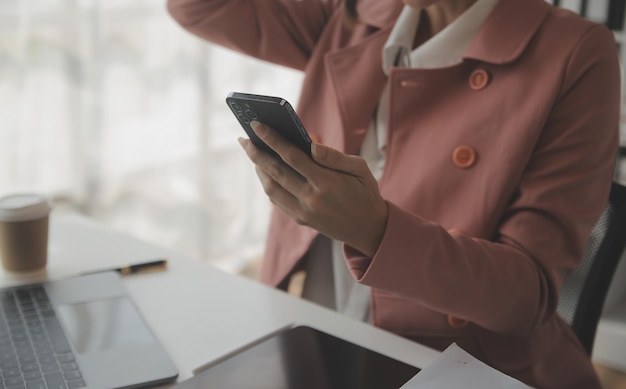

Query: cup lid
left=0, top=193, right=51, bottom=222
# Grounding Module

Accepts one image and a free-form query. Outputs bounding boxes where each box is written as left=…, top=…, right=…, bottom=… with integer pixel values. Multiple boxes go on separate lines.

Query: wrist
left=358, top=200, right=389, bottom=257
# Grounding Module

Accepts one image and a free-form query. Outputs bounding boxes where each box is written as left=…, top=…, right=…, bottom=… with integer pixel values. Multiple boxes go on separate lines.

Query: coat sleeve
left=344, top=24, right=621, bottom=337
left=166, top=0, right=341, bottom=71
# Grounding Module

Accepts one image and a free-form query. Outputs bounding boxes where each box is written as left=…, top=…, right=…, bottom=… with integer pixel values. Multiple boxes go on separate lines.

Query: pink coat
left=168, top=0, right=621, bottom=387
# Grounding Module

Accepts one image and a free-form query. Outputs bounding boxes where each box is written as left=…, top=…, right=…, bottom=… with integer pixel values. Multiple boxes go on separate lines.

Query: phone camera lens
left=245, top=110, right=258, bottom=120
left=238, top=113, right=250, bottom=124
left=230, top=102, right=243, bottom=112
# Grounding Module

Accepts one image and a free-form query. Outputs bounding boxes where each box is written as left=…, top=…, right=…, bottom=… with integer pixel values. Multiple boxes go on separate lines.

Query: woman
left=167, top=0, right=621, bottom=387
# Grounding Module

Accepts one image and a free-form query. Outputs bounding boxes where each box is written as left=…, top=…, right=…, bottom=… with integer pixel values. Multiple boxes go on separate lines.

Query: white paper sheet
left=400, top=343, right=531, bottom=389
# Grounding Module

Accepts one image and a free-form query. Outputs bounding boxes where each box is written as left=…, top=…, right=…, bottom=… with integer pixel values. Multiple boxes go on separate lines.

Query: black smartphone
left=226, top=92, right=312, bottom=158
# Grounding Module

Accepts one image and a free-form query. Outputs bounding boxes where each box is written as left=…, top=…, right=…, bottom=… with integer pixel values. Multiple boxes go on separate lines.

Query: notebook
left=0, top=271, right=178, bottom=389
left=174, top=325, right=420, bottom=389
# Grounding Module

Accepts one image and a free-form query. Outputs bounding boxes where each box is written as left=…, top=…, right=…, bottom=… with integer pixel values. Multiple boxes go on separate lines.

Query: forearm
left=166, top=0, right=338, bottom=70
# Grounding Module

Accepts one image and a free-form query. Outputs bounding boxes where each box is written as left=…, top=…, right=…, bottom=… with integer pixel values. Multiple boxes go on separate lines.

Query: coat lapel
left=324, top=0, right=403, bottom=155
left=356, top=0, right=404, bottom=29
left=325, top=31, right=389, bottom=154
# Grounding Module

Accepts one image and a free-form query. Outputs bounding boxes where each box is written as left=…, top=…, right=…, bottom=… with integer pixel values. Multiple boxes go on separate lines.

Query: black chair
left=557, top=157, right=626, bottom=355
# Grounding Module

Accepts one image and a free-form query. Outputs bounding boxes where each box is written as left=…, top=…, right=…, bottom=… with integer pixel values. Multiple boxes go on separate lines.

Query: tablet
left=174, top=325, right=419, bottom=389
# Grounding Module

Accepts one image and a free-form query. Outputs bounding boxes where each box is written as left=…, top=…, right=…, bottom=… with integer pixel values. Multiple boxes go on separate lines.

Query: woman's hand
left=238, top=121, right=388, bottom=257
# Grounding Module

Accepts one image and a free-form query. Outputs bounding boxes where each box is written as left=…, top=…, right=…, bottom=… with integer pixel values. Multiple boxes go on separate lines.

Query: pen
left=82, top=259, right=168, bottom=276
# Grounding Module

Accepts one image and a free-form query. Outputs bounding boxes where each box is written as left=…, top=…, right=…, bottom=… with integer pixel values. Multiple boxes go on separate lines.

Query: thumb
left=311, top=143, right=364, bottom=175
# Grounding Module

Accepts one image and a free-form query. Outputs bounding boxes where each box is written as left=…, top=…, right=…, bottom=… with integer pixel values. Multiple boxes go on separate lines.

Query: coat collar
left=464, top=0, right=550, bottom=64
left=355, top=0, right=550, bottom=65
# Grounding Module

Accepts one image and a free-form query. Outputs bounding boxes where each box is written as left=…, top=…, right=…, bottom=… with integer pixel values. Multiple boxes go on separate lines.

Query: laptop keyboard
left=0, top=285, right=86, bottom=389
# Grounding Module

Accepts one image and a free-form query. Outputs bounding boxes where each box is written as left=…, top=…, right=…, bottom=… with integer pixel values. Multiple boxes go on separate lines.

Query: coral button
left=448, top=315, right=470, bottom=328
left=452, top=146, right=477, bottom=168
left=469, top=69, right=490, bottom=90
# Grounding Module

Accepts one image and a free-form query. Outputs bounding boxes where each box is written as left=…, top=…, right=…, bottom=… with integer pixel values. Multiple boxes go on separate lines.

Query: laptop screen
left=175, top=325, right=420, bottom=389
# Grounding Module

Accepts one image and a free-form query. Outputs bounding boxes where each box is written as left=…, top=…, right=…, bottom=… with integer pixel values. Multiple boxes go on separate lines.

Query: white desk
left=0, top=213, right=439, bottom=387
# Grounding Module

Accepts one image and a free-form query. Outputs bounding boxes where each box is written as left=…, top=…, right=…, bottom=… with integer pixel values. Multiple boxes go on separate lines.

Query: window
left=0, top=1, right=303, bottom=272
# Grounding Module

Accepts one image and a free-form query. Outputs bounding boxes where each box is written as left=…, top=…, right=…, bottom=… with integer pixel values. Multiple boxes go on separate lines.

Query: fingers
left=238, top=136, right=308, bottom=198
left=254, top=165, right=302, bottom=218
left=239, top=137, right=313, bottom=225
left=311, top=142, right=367, bottom=176
left=250, top=121, right=370, bottom=183
left=250, top=121, right=318, bottom=179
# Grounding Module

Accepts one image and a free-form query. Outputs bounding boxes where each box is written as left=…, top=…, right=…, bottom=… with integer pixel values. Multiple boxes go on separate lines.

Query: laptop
left=0, top=271, right=178, bottom=389
left=174, top=325, right=419, bottom=389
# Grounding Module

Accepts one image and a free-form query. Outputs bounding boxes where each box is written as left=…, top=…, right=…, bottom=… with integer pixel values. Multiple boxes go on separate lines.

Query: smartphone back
left=226, top=92, right=312, bottom=157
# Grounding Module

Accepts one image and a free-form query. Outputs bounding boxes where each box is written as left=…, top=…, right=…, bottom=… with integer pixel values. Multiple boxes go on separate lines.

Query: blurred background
left=0, top=0, right=304, bottom=274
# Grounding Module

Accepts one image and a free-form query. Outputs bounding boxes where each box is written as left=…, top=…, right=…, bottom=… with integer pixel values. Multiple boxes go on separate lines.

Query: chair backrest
left=549, top=0, right=626, bottom=357
left=557, top=179, right=626, bottom=355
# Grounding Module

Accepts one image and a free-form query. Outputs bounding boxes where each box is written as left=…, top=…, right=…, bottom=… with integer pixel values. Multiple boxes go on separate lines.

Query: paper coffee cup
left=0, top=193, right=51, bottom=273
